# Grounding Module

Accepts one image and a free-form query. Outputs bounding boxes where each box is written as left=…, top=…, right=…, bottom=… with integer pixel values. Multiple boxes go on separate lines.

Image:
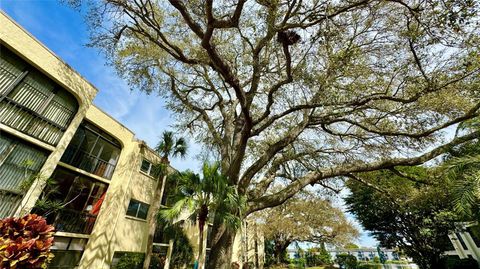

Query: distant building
left=286, top=247, right=400, bottom=261
left=328, top=248, right=401, bottom=262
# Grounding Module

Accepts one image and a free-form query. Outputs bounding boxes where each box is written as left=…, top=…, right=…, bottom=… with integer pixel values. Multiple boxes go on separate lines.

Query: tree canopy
left=258, top=194, right=358, bottom=263
left=76, top=0, right=480, bottom=211
left=344, top=164, right=479, bottom=269
left=70, top=0, right=480, bottom=266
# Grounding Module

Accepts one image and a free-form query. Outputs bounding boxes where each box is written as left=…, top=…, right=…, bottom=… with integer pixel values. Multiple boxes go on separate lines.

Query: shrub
left=439, top=256, right=479, bottom=269
left=335, top=253, right=357, bottom=269
left=113, top=252, right=144, bottom=269
left=357, top=263, right=382, bottom=269
left=0, top=214, right=55, bottom=269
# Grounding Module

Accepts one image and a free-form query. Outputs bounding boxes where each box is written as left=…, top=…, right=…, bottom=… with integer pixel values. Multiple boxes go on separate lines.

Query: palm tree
left=161, top=162, right=245, bottom=269
left=443, top=155, right=480, bottom=217
left=143, top=131, right=187, bottom=269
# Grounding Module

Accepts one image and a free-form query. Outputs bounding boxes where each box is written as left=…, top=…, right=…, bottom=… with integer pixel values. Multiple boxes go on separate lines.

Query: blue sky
left=1, top=0, right=377, bottom=248
left=1, top=0, right=201, bottom=172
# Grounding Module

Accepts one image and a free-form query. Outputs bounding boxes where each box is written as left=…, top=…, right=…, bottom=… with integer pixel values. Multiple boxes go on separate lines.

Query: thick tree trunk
left=143, top=174, right=167, bottom=269
left=273, top=240, right=290, bottom=265
left=207, top=227, right=237, bottom=269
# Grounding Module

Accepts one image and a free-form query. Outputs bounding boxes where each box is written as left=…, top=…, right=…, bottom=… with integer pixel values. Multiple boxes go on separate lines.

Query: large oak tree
left=71, top=0, right=480, bottom=267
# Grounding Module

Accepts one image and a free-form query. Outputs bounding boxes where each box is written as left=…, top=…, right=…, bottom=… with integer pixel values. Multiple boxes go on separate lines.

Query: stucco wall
left=77, top=106, right=140, bottom=269
left=0, top=11, right=97, bottom=105
left=0, top=11, right=98, bottom=216
left=232, top=221, right=265, bottom=268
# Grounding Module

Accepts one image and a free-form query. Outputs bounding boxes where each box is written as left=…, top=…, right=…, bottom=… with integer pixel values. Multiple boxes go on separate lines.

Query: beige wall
left=0, top=11, right=98, bottom=216
left=232, top=221, right=265, bottom=268
left=77, top=106, right=139, bottom=269
left=78, top=106, right=173, bottom=268
left=0, top=11, right=97, bottom=105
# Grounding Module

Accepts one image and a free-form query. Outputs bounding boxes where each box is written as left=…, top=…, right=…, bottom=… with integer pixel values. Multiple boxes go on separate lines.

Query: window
left=60, top=121, right=121, bottom=179
left=140, top=159, right=152, bottom=174
left=0, top=46, right=78, bottom=145
left=140, top=158, right=160, bottom=178
left=48, top=250, right=83, bottom=269
left=34, top=167, right=108, bottom=234
left=126, top=199, right=149, bottom=219
left=51, top=237, right=88, bottom=251
left=0, top=134, right=47, bottom=218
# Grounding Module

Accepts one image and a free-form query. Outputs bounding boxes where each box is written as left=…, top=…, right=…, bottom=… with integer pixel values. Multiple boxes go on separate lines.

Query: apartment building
left=0, top=11, right=159, bottom=268
left=0, top=11, right=264, bottom=269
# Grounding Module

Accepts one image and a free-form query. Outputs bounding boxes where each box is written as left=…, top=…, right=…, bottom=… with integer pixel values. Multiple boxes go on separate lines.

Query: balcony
left=0, top=46, right=78, bottom=146
left=34, top=167, right=108, bottom=235
left=60, top=122, right=121, bottom=180
left=61, top=146, right=116, bottom=180
left=0, top=134, right=48, bottom=218
left=153, top=223, right=168, bottom=244
left=0, top=97, right=70, bottom=145
left=0, top=189, right=22, bottom=218
left=51, top=208, right=97, bottom=235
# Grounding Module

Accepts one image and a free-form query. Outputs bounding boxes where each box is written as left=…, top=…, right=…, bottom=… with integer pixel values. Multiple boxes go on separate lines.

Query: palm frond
left=452, top=171, right=480, bottom=216
left=155, top=131, right=175, bottom=157
left=173, top=137, right=188, bottom=158
left=160, top=197, right=192, bottom=222
left=162, top=161, right=245, bottom=231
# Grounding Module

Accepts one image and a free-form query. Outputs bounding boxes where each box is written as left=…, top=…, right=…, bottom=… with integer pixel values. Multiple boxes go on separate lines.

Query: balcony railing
left=0, top=189, right=22, bottom=218
left=0, top=97, right=68, bottom=145
left=153, top=224, right=167, bottom=244
left=53, top=208, right=97, bottom=235
left=61, top=147, right=116, bottom=180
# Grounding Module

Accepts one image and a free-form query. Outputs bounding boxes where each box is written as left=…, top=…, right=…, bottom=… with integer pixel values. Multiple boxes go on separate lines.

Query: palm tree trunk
left=143, top=174, right=168, bottom=269
left=198, top=220, right=205, bottom=269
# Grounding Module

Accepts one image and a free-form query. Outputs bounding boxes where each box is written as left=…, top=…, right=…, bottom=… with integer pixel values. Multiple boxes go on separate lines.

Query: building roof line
left=0, top=10, right=99, bottom=94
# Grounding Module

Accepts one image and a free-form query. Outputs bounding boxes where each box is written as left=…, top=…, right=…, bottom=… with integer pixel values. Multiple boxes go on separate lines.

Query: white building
left=445, top=222, right=480, bottom=265
left=328, top=247, right=400, bottom=262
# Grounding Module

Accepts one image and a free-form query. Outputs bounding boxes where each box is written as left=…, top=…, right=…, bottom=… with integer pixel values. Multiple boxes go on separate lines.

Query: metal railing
left=61, top=147, right=116, bottom=180
left=153, top=224, right=168, bottom=244
left=0, top=189, right=22, bottom=218
left=53, top=208, right=98, bottom=234
left=0, top=98, right=66, bottom=145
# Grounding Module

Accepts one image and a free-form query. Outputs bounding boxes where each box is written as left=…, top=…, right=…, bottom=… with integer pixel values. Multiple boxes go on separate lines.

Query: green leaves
left=260, top=195, right=358, bottom=249
left=452, top=171, right=480, bottom=217
left=155, top=131, right=188, bottom=160
left=160, top=161, right=245, bottom=229
left=443, top=154, right=480, bottom=218
left=345, top=161, right=480, bottom=268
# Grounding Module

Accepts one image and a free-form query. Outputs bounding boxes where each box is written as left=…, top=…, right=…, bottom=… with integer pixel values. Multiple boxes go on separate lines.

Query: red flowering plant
left=0, top=214, right=55, bottom=269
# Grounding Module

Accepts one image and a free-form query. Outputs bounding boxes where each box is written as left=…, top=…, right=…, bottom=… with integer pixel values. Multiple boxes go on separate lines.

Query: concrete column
left=459, top=232, right=480, bottom=261
left=15, top=103, right=90, bottom=217
left=448, top=233, right=469, bottom=259
left=164, top=239, right=174, bottom=269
